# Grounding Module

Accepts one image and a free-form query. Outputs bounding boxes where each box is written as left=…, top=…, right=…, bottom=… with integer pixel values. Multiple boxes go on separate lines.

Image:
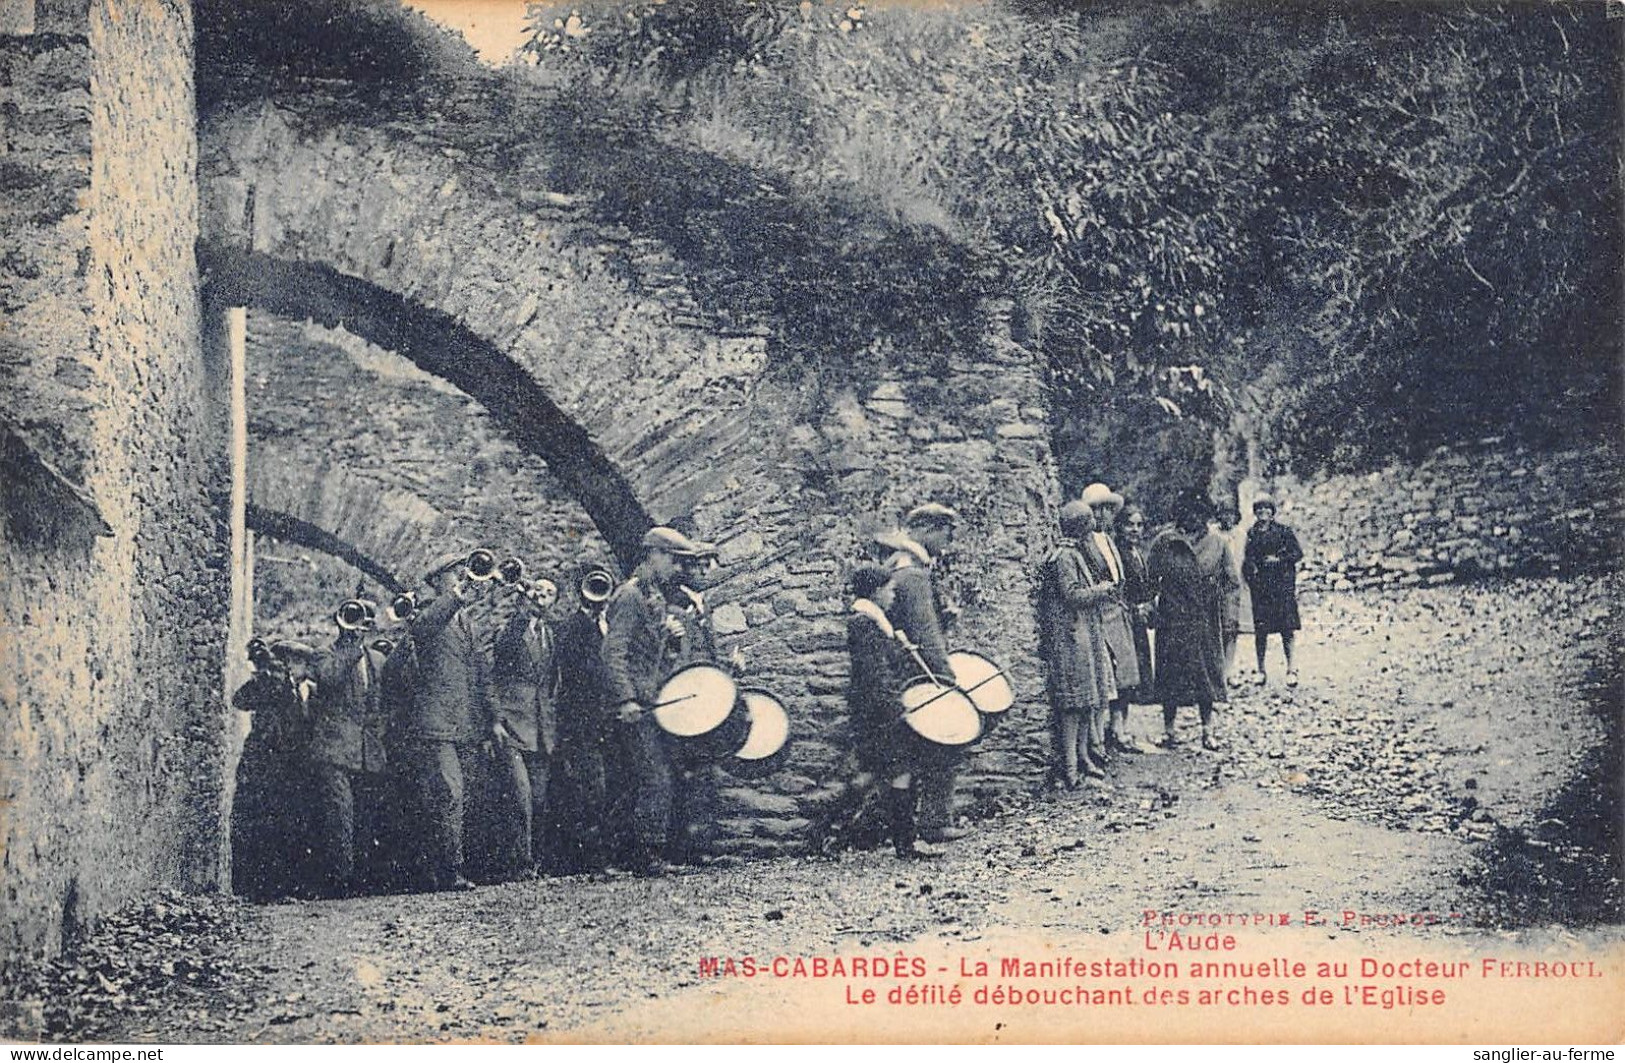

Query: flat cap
left=1080, top=482, right=1124, bottom=508
left=642, top=525, right=700, bottom=554
left=904, top=502, right=960, bottom=526
left=1252, top=493, right=1278, bottom=512
left=270, top=640, right=319, bottom=661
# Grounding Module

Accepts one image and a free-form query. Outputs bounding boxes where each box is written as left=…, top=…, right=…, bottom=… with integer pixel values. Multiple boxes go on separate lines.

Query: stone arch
left=205, top=245, right=651, bottom=569
left=244, top=503, right=403, bottom=593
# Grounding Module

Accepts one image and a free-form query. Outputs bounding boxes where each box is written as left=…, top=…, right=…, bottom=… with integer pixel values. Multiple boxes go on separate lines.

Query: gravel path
left=9, top=576, right=1620, bottom=1043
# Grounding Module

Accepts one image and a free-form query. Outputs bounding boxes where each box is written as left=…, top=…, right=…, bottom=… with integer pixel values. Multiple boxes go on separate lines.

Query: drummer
left=882, top=503, right=967, bottom=845
left=664, top=535, right=727, bottom=865
left=602, top=525, right=694, bottom=877
left=846, top=564, right=940, bottom=860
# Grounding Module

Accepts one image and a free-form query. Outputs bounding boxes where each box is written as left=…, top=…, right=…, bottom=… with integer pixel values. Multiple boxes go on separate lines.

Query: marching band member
left=489, top=576, right=561, bottom=881
left=883, top=503, right=967, bottom=845
left=845, top=563, right=940, bottom=860
left=553, top=565, right=619, bottom=873
left=308, top=605, right=391, bottom=897
left=389, top=554, right=492, bottom=892
left=231, top=640, right=317, bottom=900
left=601, top=527, right=694, bottom=876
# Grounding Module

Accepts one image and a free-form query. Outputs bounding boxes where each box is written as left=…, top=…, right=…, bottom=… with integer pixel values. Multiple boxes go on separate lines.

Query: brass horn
left=388, top=592, right=418, bottom=623
left=466, top=548, right=498, bottom=582
left=336, top=598, right=375, bottom=631
left=580, top=568, right=615, bottom=604
left=246, top=637, right=275, bottom=670
left=497, top=557, right=526, bottom=585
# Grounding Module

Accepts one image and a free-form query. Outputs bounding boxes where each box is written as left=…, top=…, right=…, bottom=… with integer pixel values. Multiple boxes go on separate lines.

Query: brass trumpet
left=496, top=557, right=526, bottom=585
left=466, top=549, right=498, bottom=582
left=336, top=598, right=378, bottom=631
left=581, top=568, right=615, bottom=604
left=388, top=592, right=418, bottom=623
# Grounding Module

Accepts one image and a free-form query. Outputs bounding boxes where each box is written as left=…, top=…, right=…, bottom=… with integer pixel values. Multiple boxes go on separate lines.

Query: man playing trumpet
left=488, top=570, right=560, bottom=881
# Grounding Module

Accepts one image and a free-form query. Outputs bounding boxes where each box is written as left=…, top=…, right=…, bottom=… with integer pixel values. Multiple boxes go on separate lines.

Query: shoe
left=1110, top=737, right=1140, bottom=756
left=1155, top=732, right=1180, bottom=749
left=1083, top=764, right=1107, bottom=780
left=1201, top=734, right=1221, bottom=752
left=1286, top=670, right=1300, bottom=688
left=1255, top=673, right=1268, bottom=686
left=441, top=874, right=477, bottom=893
left=919, top=825, right=969, bottom=844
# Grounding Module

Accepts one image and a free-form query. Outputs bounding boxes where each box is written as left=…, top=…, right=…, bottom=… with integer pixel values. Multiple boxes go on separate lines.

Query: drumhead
left=900, top=682, right=982, bottom=746
left=734, top=690, right=790, bottom=761
left=951, top=650, right=1013, bottom=715
left=654, top=664, right=738, bottom=737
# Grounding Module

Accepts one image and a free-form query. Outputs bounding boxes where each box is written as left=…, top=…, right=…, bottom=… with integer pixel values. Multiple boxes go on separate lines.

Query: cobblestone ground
left=8, top=577, right=1620, bottom=1043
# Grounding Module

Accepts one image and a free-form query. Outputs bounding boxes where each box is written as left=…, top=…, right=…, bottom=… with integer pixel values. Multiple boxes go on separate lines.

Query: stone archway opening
left=201, top=244, right=653, bottom=570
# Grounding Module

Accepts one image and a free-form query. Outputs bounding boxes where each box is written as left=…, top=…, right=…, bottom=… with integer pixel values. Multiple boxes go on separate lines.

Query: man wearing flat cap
left=601, top=526, right=694, bottom=875
left=884, top=503, right=969, bottom=844
left=389, top=553, right=492, bottom=892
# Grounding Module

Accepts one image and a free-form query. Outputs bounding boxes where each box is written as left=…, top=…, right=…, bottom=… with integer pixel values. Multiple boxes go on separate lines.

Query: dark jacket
left=1148, top=530, right=1231, bottom=705
left=233, top=669, right=309, bottom=755
left=668, top=586, right=720, bottom=671
left=884, top=545, right=953, bottom=682
left=309, top=639, right=389, bottom=773
left=602, top=573, right=675, bottom=709
left=1243, top=521, right=1304, bottom=634
left=490, top=609, right=559, bottom=755
left=847, top=600, right=910, bottom=774
left=393, top=591, right=490, bottom=744
left=555, top=607, right=613, bottom=745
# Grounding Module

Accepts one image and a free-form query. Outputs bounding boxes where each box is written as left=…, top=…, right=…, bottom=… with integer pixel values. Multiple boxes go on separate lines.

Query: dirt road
left=11, top=576, right=1622, bottom=1043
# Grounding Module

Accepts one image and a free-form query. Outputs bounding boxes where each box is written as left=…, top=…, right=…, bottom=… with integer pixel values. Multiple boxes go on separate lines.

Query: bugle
left=496, top=556, right=526, bottom=585
left=388, top=592, right=418, bottom=623
left=466, top=549, right=498, bottom=581
left=335, top=598, right=377, bottom=631
left=580, top=567, right=615, bottom=604
left=246, top=637, right=275, bottom=670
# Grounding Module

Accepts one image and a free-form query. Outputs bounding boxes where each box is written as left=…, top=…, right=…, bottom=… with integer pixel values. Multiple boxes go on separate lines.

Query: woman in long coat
left=1243, top=493, right=1305, bottom=686
left=1037, top=501, right=1120, bottom=786
left=1114, top=503, right=1156, bottom=708
left=1148, top=495, right=1237, bottom=751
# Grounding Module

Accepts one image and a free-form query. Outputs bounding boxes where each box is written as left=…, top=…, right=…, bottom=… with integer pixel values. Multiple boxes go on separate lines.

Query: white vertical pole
left=219, top=305, right=251, bottom=890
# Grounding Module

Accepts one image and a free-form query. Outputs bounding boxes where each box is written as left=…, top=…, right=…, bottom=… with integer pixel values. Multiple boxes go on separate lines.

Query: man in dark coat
left=1148, top=495, right=1233, bottom=751
left=231, top=640, right=316, bottom=900
left=308, top=617, right=391, bottom=897
left=552, top=564, right=618, bottom=872
left=602, top=527, right=693, bottom=876
left=390, top=554, right=492, bottom=892
left=883, top=503, right=966, bottom=844
left=488, top=577, right=560, bottom=880
left=1243, top=493, right=1306, bottom=686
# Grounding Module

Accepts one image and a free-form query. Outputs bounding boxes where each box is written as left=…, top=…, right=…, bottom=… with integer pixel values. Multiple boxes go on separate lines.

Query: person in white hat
left=1079, top=483, right=1142, bottom=758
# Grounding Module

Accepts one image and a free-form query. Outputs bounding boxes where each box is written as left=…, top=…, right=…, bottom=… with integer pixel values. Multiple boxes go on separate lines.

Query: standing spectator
left=1243, top=493, right=1306, bottom=686
left=488, top=578, right=561, bottom=881
left=308, top=622, right=391, bottom=897
left=1148, top=494, right=1237, bottom=751
left=1080, top=483, right=1141, bottom=759
left=1214, top=505, right=1246, bottom=685
left=1036, top=501, right=1119, bottom=786
left=1114, top=503, right=1156, bottom=738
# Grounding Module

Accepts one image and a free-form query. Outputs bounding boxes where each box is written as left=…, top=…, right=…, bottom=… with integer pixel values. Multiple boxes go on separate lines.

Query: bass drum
left=653, top=663, right=749, bottom=760
left=899, top=680, right=982, bottom=748
left=950, top=650, right=1013, bottom=716
left=723, top=689, right=791, bottom=779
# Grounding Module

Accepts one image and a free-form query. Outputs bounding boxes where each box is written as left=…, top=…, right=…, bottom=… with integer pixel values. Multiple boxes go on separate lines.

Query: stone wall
left=0, top=0, right=229, bottom=959
left=200, top=95, right=1065, bottom=859
left=1271, top=438, right=1621, bottom=591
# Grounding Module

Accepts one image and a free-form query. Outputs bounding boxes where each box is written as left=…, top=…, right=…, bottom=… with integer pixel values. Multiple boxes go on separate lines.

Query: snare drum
left=724, top=689, right=791, bottom=778
left=949, top=650, right=1014, bottom=716
left=653, top=663, right=749, bottom=759
left=899, top=680, right=982, bottom=747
